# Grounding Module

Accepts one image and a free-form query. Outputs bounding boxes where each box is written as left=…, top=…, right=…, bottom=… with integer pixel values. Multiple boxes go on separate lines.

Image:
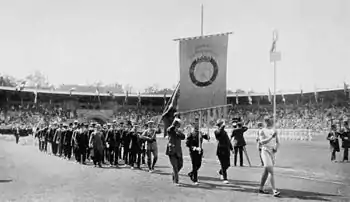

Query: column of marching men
left=33, top=115, right=281, bottom=197
left=34, top=119, right=158, bottom=171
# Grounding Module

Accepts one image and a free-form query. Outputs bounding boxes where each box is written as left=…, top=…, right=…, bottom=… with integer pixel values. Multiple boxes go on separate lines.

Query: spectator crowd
left=1, top=100, right=349, bottom=137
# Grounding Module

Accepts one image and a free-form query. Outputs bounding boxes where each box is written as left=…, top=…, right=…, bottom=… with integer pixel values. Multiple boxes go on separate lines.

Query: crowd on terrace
left=1, top=99, right=348, bottom=133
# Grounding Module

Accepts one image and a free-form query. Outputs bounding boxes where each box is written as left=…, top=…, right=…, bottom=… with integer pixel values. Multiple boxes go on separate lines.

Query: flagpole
left=199, top=4, right=204, bottom=148
left=273, top=59, right=276, bottom=128
left=270, top=30, right=281, bottom=157
left=271, top=30, right=278, bottom=129
left=159, top=81, right=180, bottom=138
left=201, top=4, right=204, bottom=36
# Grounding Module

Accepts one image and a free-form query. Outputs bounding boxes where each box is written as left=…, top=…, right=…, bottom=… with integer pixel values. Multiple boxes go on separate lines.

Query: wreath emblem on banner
left=189, top=55, right=219, bottom=87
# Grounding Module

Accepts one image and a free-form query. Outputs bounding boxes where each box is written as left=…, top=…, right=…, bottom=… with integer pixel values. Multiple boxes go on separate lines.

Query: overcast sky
left=0, top=0, right=349, bottom=93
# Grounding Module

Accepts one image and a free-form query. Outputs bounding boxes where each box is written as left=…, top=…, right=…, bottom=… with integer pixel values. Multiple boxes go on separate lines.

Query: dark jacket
left=122, top=129, right=131, bottom=147
left=53, top=128, right=63, bottom=144
left=130, top=131, right=142, bottom=152
left=105, top=128, right=117, bottom=147
left=47, top=128, right=56, bottom=143
left=76, top=130, right=89, bottom=148
left=215, top=127, right=233, bottom=156
left=165, top=126, right=185, bottom=157
left=115, top=128, right=122, bottom=143
left=89, top=131, right=105, bottom=153
left=63, top=128, right=73, bottom=146
left=327, top=131, right=340, bottom=152
left=186, top=131, right=209, bottom=154
left=231, top=127, right=248, bottom=147
left=340, top=128, right=350, bottom=148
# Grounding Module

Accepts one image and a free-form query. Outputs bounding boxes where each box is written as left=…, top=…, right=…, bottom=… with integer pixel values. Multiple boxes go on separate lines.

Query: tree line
left=0, top=71, right=242, bottom=95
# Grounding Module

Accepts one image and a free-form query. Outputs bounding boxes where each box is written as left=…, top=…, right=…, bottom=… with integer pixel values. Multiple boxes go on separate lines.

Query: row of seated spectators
left=1, top=102, right=349, bottom=135
left=227, top=102, right=349, bottom=131
left=0, top=104, right=163, bottom=136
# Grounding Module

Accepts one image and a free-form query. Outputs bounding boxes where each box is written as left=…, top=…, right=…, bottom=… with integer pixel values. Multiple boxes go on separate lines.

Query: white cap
left=172, top=118, right=182, bottom=126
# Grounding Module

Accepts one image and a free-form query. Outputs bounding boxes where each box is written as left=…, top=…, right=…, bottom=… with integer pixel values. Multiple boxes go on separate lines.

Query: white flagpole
left=270, top=30, right=281, bottom=165
left=201, top=4, right=204, bottom=36
left=272, top=30, right=278, bottom=129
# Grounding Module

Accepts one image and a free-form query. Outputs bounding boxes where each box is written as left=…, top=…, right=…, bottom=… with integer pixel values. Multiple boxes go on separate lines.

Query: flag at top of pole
left=270, top=30, right=280, bottom=129
left=270, top=31, right=281, bottom=62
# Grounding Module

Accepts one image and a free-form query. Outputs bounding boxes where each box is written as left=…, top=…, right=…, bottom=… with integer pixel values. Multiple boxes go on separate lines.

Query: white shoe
left=217, top=171, right=224, bottom=180
left=131, top=167, right=134, bottom=170
left=223, top=180, right=229, bottom=184
left=149, top=169, right=153, bottom=173
left=194, top=182, right=199, bottom=185
left=273, top=190, right=280, bottom=197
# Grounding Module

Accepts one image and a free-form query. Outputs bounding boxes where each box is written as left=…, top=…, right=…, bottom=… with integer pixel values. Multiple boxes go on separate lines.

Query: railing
left=199, top=128, right=317, bottom=141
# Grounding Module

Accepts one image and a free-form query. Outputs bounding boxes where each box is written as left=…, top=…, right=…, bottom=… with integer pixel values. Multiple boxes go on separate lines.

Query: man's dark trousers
left=189, top=151, right=202, bottom=182
left=234, top=146, right=244, bottom=166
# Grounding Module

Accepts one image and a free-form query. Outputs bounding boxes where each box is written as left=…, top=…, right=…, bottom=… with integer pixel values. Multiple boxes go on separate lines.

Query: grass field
left=0, top=133, right=349, bottom=202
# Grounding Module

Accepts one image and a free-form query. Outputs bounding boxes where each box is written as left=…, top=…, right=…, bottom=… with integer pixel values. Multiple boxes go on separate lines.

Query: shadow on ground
left=0, top=179, right=13, bottom=183
left=155, top=170, right=337, bottom=201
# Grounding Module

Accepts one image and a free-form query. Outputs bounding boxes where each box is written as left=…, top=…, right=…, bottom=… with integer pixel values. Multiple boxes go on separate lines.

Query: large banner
left=178, top=33, right=229, bottom=112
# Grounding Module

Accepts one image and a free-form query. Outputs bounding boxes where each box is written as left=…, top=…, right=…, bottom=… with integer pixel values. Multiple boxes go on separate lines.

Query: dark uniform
left=86, top=124, right=95, bottom=161
left=42, top=127, right=48, bottom=152
left=215, top=121, right=233, bottom=182
left=118, top=123, right=124, bottom=159
left=47, top=126, right=54, bottom=155
left=122, top=124, right=131, bottom=165
left=35, top=127, right=43, bottom=151
left=105, top=125, right=118, bottom=166
left=327, top=125, right=340, bottom=162
left=231, top=123, right=248, bottom=166
left=139, top=129, right=146, bottom=165
left=75, top=124, right=89, bottom=164
left=90, top=126, right=105, bottom=167
left=166, top=120, right=185, bottom=185
left=53, top=125, right=64, bottom=157
left=50, top=126, right=58, bottom=155
left=186, top=126, right=210, bottom=183
left=61, top=126, right=67, bottom=155
left=114, top=125, right=122, bottom=165
left=101, top=126, right=108, bottom=164
left=129, top=126, right=142, bottom=169
left=38, top=127, right=47, bottom=152
left=72, top=126, right=80, bottom=162
left=14, top=126, right=20, bottom=144
left=340, top=122, right=350, bottom=161
left=63, top=124, right=73, bottom=160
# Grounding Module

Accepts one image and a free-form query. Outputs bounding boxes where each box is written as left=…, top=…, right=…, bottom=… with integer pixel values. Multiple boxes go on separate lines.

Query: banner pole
left=273, top=61, right=276, bottom=128
left=199, top=110, right=202, bottom=149
left=178, top=104, right=233, bottom=115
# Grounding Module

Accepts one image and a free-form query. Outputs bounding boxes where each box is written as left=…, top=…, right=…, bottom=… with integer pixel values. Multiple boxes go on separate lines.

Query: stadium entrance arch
left=76, top=109, right=113, bottom=124
left=86, top=115, right=108, bottom=125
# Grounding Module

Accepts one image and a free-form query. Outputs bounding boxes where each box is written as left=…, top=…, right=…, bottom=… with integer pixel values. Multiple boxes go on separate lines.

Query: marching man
left=166, top=117, right=185, bottom=185
left=186, top=117, right=210, bottom=185
left=140, top=121, right=158, bottom=172
left=214, top=119, right=233, bottom=184
left=340, top=121, right=350, bottom=162
left=258, top=117, right=280, bottom=197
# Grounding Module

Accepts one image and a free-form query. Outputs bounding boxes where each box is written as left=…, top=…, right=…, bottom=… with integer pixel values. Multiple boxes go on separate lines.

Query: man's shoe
left=273, top=190, right=280, bottom=197
left=258, top=189, right=268, bottom=194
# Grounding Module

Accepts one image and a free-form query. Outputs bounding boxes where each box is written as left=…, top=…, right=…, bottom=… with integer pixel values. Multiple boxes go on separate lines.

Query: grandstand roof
left=0, top=86, right=345, bottom=98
